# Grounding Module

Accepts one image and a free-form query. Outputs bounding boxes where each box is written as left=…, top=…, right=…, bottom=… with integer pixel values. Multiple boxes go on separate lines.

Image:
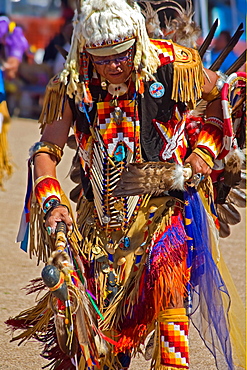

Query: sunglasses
left=92, top=49, right=132, bottom=66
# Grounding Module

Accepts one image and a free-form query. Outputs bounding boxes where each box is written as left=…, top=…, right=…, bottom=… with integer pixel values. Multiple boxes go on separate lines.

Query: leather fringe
left=38, top=74, right=66, bottom=131
left=29, top=189, right=82, bottom=264
left=6, top=292, right=53, bottom=344
left=172, top=44, right=204, bottom=109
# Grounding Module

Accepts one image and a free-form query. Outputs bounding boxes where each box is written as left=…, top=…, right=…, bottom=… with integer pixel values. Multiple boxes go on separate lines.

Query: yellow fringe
left=38, top=74, right=66, bottom=131
left=0, top=101, right=13, bottom=189
left=171, top=43, right=204, bottom=109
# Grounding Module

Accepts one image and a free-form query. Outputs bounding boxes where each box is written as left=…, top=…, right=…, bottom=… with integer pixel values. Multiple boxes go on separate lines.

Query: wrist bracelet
left=44, top=202, right=70, bottom=221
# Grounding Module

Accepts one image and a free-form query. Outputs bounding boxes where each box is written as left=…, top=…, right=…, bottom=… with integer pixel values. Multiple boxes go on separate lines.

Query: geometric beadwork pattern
left=150, top=39, right=175, bottom=66
left=97, top=100, right=140, bottom=156
left=160, top=321, right=189, bottom=369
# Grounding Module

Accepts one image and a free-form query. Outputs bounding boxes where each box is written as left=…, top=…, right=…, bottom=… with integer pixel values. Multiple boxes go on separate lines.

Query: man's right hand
left=45, top=205, right=73, bottom=235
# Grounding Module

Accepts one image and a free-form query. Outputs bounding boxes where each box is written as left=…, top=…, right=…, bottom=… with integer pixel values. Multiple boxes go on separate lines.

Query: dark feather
left=54, top=314, right=78, bottom=357
left=198, top=18, right=218, bottom=58
left=219, top=220, right=231, bottom=238
left=70, top=167, right=81, bottom=184
left=226, top=49, right=247, bottom=75
left=55, top=44, right=68, bottom=60
left=70, top=184, right=82, bottom=203
left=227, top=188, right=246, bottom=208
left=238, top=171, right=246, bottom=189
left=210, top=23, right=244, bottom=71
left=67, top=134, right=77, bottom=150
left=66, top=149, right=80, bottom=182
left=217, top=203, right=241, bottom=226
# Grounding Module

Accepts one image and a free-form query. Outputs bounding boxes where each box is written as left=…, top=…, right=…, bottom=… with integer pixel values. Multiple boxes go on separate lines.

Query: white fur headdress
left=60, top=0, right=160, bottom=100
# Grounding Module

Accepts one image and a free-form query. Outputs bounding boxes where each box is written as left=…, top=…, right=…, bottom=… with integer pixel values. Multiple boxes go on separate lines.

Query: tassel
left=82, top=81, right=93, bottom=104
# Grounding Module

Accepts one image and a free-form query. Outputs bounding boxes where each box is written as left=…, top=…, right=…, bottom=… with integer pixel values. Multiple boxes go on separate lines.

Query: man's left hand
left=185, top=152, right=212, bottom=178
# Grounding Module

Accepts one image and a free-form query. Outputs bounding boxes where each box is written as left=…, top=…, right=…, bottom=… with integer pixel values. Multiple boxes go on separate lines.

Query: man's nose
left=108, top=59, right=121, bottom=67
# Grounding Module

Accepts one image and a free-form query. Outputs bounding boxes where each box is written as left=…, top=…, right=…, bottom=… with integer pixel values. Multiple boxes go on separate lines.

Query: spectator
left=0, top=15, right=28, bottom=188
left=43, top=19, right=73, bottom=75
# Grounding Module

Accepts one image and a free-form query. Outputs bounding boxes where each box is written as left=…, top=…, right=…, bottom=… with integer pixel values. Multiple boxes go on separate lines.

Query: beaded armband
left=34, top=176, right=62, bottom=214
left=196, top=116, right=224, bottom=159
left=29, top=141, right=63, bottom=164
left=203, top=71, right=228, bottom=102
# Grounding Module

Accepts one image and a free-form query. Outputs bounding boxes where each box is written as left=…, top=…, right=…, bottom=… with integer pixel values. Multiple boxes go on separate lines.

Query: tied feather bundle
left=113, top=162, right=191, bottom=197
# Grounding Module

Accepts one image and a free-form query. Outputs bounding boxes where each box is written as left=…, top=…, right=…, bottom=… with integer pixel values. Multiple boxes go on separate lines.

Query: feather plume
left=113, top=162, right=188, bottom=197
left=162, top=0, right=201, bottom=48
left=141, top=2, right=163, bottom=38
left=48, top=250, right=73, bottom=272
left=144, top=331, right=155, bottom=360
left=139, top=0, right=201, bottom=47
left=227, top=188, right=246, bottom=208
left=190, top=99, right=208, bottom=117
left=223, top=148, right=246, bottom=187
left=217, top=203, right=241, bottom=226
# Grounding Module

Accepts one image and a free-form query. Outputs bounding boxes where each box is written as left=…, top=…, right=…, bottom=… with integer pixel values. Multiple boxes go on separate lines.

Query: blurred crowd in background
left=1, top=0, right=246, bottom=120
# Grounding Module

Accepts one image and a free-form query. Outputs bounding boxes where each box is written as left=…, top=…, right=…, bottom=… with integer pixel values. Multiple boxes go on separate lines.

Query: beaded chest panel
left=89, top=100, right=142, bottom=229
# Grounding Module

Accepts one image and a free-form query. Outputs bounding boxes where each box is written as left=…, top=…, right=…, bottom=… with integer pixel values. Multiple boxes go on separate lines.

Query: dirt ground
left=0, top=118, right=245, bottom=370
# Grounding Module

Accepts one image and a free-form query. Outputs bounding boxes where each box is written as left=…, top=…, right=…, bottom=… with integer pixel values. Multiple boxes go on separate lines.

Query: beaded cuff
left=196, top=117, right=224, bottom=159
left=34, top=176, right=62, bottom=213
left=29, top=141, right=63, bottom=164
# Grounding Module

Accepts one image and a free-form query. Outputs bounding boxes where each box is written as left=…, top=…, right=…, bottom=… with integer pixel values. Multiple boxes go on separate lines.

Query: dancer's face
left=91, top=48, right=133, bottom=84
